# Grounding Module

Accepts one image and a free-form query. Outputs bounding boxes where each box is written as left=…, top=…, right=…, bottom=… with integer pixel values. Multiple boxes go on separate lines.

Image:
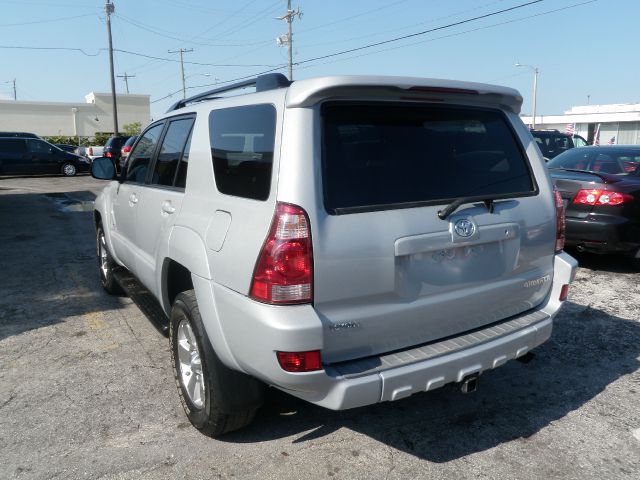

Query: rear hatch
left=310, top=99, right=556, bottom=363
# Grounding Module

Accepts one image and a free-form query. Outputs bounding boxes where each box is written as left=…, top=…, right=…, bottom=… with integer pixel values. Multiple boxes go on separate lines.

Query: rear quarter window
left=209, top=104, right=276, bottom=201
left=322, top=103, right=535, bottom=214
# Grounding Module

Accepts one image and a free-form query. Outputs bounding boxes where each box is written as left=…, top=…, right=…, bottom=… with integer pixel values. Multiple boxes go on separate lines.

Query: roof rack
left=166, top=73, right=291, bottom=112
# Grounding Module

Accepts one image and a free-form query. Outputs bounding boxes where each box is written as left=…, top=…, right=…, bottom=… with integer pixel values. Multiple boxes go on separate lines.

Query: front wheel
left=97, top=225, right=122, bottom=294
left=170, top=290, right=263, bottom=437
left=61, top=162, right=77, bottom=176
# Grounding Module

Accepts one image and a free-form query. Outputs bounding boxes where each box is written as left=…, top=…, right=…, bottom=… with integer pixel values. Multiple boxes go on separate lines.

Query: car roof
left=164, top=74, right=524, bottom=118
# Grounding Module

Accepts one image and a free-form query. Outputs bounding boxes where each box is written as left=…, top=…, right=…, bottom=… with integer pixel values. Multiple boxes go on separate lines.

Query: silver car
left=91, top=74, right=577, bottom=436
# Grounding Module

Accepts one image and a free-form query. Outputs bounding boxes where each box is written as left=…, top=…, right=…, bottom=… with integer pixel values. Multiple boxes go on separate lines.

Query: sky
left=0, top=0, right=637, bottom=119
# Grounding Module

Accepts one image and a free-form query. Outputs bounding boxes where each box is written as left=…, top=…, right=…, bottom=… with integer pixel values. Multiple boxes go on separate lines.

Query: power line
left=0, top=12, right=97, bottom=27
left=296, top=0, right=599, bottom=73
left=292, top=0, right=546, bottom=68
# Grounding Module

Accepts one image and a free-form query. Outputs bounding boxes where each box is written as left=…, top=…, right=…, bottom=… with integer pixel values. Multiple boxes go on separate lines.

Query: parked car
left=119, top=135, right=138, bottom=170
left=91, top=73, right=577, bottom=436
left=0, top=131, right=40, bottom=139
left=86, top=145, right=104, bottom=161
left=531, top=129, right=589, bottom=161
left=0, top=137, right=89, bottom=176
left=548, top=145, right=640, bottom=267
left=103, top=135, right=131, bottom=171
left=54, top=143, right=76, bottom=153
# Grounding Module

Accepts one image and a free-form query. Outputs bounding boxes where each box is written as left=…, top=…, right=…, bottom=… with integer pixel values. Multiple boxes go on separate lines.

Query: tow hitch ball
left=461, top=374, right=479, bottom=394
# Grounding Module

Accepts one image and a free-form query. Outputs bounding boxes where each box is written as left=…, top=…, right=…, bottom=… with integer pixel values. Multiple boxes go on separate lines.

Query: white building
left=0, top=92, right=151, bottom=139
left=521, top=103, right=640, bottom=145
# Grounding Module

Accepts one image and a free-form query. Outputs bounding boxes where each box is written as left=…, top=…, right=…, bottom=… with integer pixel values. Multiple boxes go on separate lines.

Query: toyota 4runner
left=91, top=74, right=577, bottom=436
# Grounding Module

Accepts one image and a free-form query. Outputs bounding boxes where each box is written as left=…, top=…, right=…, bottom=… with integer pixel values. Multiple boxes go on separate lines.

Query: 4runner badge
left=454, top=219, right=476, bottom=238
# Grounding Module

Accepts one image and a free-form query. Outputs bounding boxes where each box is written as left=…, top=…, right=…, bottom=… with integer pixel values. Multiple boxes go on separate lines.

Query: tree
left=123, top=122, right=142, bottom=136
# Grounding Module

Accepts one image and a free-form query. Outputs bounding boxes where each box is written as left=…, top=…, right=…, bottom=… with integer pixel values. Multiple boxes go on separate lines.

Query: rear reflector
left=573, top=189, right=633, bottom=206
left=559, top=284, right=569, bottom=302
left=250, top=203, right=313, bottom=304
left=554, top=188, right=565, bottom=253
left=277, top=351, right=322, bottom=372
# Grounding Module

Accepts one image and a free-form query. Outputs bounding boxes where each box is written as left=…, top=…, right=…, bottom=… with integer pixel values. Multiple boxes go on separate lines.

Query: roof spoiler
left=166, top=73, right=291, bottom=112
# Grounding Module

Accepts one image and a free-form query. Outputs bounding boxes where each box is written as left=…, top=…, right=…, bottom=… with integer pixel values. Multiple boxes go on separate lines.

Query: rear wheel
left=97, top=225, right=122, bottom=294
left=61, top=162, right=77, bottom=176
left=170, top=290, right=263, bottom=437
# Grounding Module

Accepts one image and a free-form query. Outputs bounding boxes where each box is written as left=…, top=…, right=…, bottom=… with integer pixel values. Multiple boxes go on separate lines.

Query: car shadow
left=0, top=190, right=125, bottom=341
left=565, top=247, right=638, bottom=274
left=220, top=300, right=639, bottom=462
left=0, top=173, right=90, bottom=180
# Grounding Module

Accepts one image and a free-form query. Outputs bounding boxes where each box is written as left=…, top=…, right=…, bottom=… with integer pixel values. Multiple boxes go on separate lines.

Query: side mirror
left=91, top=157, right=116, bottom=180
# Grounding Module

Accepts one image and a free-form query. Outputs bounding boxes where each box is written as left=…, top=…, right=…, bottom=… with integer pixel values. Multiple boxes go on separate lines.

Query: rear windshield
left=322, top=103, right=535, bottom=214
left=547, top=148, right=640, bottom=176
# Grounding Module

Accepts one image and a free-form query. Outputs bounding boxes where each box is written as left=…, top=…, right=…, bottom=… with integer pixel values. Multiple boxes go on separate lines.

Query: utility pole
left=277, top=0, right=302, bottom=81
left=105, top=0, right=119, bottom=135
left=168, top=48, right=194, bottom=99
left=117, top=72, right=135, bottom=94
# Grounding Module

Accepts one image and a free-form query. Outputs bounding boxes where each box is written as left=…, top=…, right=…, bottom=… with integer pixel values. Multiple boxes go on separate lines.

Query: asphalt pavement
left=0, top=174, right=639, bottom=480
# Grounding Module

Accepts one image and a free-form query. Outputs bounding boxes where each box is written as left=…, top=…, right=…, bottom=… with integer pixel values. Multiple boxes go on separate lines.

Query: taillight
left=105, top=151, right=112, bottom=158
left=276, top=351, right=322, bottom=372
left=554, top=188, right=565, bottom=253
left=88, top=147, right=93, bottom=155
left=122, top=146, right=132, bottom=154
left=572, top=189, right=633, bottom=206
left=250, top=203, right=313, bottom=304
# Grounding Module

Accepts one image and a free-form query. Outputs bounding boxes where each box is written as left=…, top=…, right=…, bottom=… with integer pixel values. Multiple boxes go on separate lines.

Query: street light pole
left=515, top=63, right=539, bottom=129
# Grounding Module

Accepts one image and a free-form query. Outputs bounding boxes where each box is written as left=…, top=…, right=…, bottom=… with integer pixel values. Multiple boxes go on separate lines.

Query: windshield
left=547, top=147, right=640, bottom=176
left=322, top=103, right=535, bottom=213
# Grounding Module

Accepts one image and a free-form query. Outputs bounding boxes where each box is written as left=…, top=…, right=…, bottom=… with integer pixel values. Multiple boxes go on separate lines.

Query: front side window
left=27, top=139, right=52, bottom=154
left=151, top=117, right=194, bottom=188
left=209, top=104, right=276, bottom=200
left=322, top=103, right=535, bottom=214
left=126, top=123, right=164, bottom=184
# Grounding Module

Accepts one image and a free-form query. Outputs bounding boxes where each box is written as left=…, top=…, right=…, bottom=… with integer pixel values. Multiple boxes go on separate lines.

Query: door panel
left=109, top=183, right=140, bottom=272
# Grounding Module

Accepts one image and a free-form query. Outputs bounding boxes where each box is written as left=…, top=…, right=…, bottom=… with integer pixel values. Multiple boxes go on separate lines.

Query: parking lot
left=1, top=174, right=639, bottom=480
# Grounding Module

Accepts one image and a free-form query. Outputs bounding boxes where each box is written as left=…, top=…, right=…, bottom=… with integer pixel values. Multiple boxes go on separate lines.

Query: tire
left=61, top=162, right=77, bottom=176
left=96, top=224, right=122, bottom=294
left=170, top=290, right=263, bottom=437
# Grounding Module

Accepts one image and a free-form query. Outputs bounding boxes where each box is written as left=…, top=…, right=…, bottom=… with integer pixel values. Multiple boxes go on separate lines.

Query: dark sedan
left=548, top=146, right=640, bottom=268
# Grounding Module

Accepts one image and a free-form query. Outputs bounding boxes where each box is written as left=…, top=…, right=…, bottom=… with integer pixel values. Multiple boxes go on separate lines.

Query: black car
left=0, top=137, right=88, bottom=176
left=54, top=143, right=77, bottom=153
left=103, top=135, right=131, bottom=171
left=532, top=129, right=589, bottom=160
left=548, top=146, right=640, bottom=267
left=118, top=135, right=138, bottom=171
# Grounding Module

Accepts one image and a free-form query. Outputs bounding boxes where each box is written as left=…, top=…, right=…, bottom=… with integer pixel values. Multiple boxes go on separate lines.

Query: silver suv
left=91, top=74, right=577, bottom=436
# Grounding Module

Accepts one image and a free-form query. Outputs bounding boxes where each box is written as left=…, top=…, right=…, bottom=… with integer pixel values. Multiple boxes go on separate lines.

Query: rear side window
left=151, top=117, right=194, bottom=188
left=126, top=123, right=164, bottom=184
left=322, top=103, right=535, bottom=214
left=27, top=139, right=52, bottom=154
left=209, top=104, right=276, bottom=201
left=0, top=139, right=26, bottom=153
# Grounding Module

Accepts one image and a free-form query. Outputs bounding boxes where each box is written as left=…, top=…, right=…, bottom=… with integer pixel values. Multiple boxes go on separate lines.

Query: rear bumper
left=565, top=213, right=640, bottom=254
left=202, top=252, right=577, bottom=410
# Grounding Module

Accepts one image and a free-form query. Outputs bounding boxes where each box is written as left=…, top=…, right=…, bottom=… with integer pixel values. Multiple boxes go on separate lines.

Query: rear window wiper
left=438, top=197, right=496, bottom=220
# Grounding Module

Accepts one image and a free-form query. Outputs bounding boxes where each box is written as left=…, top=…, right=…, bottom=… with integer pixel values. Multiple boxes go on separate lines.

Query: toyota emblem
left=454, top=219, right=476, bottom=237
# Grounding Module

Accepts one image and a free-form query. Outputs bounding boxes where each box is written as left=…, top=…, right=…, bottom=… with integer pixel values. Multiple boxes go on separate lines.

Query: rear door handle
left=161, top=201, right=176, bottom=214
left=128, top=193, right=138, bottom=205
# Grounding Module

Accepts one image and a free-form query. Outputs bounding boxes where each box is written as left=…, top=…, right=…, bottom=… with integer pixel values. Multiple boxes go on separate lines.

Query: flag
left=607, top=136, right=616, bottom=145
left=564, top=123, right=575, bottom=135
left=593, top=124, right=600, bottom=146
